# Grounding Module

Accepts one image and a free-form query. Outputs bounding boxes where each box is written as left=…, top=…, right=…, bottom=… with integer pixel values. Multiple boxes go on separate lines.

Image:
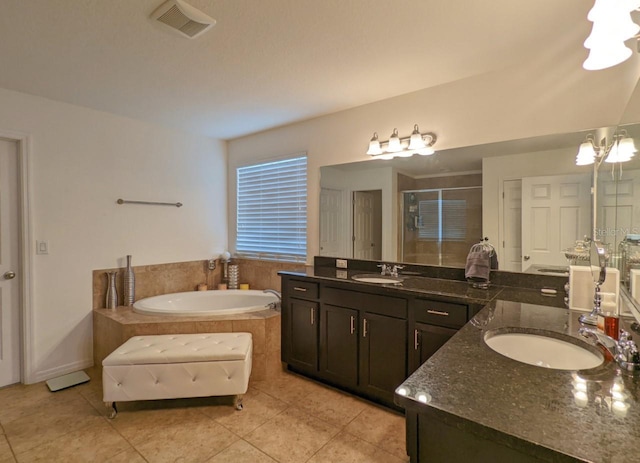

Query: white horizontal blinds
left=442, top=200, right=467, bottom=241
left=418, top=198, right=466, bottom=241
left=236, top=156, right=307, bottom=262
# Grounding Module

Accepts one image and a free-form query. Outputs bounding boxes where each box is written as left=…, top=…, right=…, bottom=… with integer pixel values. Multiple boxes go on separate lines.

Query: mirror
left=596, top=122, right=640, bottom=308
left=320, top=128, right=607, bottom=273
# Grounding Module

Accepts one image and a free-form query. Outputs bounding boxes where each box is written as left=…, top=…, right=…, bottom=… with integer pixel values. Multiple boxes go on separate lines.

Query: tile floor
left=0, top=368, right=408, bottom=462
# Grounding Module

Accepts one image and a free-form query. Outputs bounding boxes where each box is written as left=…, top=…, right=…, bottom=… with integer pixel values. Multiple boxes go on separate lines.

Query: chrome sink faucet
left=579, top=327, right=640, bottom=374
left=377, top=263, right=404, bottom=277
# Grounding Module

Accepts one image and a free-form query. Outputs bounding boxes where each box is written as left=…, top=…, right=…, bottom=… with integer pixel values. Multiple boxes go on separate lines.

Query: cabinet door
left=359, top=312, right=407, bottom=402
left=288, top=299, right=319, bottom=373
left=319, top=304, right=358, bottom=387
left=409, top=322, right=457, bottom=374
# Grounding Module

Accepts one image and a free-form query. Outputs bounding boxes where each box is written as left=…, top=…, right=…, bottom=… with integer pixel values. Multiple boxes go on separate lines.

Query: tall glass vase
left=123, top=255, right=135, bottom=306
left=105, top=271, right=118, bottom=309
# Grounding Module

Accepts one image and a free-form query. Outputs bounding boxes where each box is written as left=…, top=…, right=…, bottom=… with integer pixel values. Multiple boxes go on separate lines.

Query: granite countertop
left=279, top=268, right=567, bottom=308
left=395, top=295, right=640, bottom=463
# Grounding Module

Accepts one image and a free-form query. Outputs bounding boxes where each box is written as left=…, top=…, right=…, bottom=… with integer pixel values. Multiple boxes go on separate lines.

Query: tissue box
left=569, top=266, right=620, bottom=312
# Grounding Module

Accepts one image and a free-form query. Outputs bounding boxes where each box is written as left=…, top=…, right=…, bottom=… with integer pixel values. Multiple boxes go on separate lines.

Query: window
left=236, top=155, right=307, bottom=262
left=418, top=198, right=467, bottom=241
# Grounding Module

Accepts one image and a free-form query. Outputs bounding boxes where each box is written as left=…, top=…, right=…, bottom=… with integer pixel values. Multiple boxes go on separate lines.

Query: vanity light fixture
left=366, top=124, right=437, bottom=160
left=605, top=132, right=637, bottom=163
left=583, top=0, right=640, bottom=70
left=576, top=135, right=598, bottom=166
left=576, top=132, right=637, bottom=165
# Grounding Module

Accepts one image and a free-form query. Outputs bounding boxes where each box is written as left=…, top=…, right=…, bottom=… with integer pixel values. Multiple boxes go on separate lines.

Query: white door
left=319, top=188, right=342, bottom=256
left=353, top=191, right=380, bottom=260
left=0, top=138, right=21, bottom=387
left=502, top=179, right=522, bottom=272
left=521, top=173, right=591, bottom=269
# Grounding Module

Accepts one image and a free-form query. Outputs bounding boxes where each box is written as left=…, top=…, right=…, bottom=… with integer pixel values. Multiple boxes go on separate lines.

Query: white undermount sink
left=351, top=274, right=403, bottom=284
left=484, top=330, right=604, bottom=370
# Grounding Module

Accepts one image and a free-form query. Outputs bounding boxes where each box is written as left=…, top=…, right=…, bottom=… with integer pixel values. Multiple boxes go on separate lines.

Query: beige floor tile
left=0, top=383, right=79, bottom=426
left=13, top=420, right=130, bottom=462
left=4, top=395, right=104, bottom=455
left=308, top=432, right=408, bottom=463
left=201, top=388, right=288, bottom=437
left=251, top=371, right=327, bottom=405
left=112, top=407, right=238, bottom=462
left=245, top=407, right=338, bottom=463
left=296, top=386, right=368, bottom=428
left=206, top=440, right=277, bottom=463
left=0, top=434, right=15, bottom=463
left=344, top=404, right=407, bottom=460
left=104, top=448, right=147, bottom=463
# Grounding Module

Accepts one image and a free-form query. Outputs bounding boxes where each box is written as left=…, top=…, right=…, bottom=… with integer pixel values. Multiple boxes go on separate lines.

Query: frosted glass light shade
left=583, top=42, right=633, bottom=70
left=366, top=132, right=382, bottom=155
left=387, top=128, right=403, bottom=152
left=605, top=137, right=636, bottom=163
left=408, top=124, right=427, bottom=150
left=576, top=141, right=596, bottom=165
left=416, top=147, right=435, bottom=156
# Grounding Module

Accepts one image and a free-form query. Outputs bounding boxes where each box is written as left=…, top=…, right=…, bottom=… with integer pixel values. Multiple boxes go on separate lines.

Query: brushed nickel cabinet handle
left=350, top=316, right=355, bottom=334
left=427, top=309, right=450, bottom=317
left=363, top=318, right=368, bottom=338
left=294, top=287, right=308, bottom=292
left=414, top=329, right=419, bottom=350
left=310, top=307, right=315, bottom=325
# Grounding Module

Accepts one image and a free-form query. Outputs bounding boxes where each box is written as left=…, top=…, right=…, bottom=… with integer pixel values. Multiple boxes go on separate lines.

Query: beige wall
left=228, top=54, right=639, bottom=264
left=0, top=87, right=227, bottom=383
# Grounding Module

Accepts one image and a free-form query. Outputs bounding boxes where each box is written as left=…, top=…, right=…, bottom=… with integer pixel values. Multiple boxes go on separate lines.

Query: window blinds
left=236, top=156, right=307, bottom=262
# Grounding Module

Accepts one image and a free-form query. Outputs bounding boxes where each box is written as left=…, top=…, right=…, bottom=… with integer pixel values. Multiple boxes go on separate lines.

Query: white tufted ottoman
left=102, top=332, right=252, bottom=418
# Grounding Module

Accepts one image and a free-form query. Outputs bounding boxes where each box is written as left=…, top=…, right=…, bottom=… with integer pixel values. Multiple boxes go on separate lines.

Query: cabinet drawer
left=286, top=279, right=319, bottom=300
left=412, top=299, right=468, bottom=328
left=323, top=287, right=407, bottom=318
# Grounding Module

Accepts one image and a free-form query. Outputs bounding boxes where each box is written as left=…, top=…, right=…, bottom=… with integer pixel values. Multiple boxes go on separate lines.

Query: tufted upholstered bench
left=102, top=332, right=252, bottom=418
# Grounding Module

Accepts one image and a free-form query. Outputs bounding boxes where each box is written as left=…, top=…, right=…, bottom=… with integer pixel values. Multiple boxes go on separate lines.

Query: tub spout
left=263, top=289, right=281, bottom=300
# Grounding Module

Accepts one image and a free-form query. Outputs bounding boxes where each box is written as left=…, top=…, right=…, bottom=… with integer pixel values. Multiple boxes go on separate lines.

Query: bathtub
left=132, top=290, right=279, bottom=316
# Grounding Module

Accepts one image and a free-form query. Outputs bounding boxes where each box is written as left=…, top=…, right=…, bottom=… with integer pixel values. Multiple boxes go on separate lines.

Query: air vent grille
left=157, top=5, right=209, bottom=38
left=151, top=0, right=215, bottom=39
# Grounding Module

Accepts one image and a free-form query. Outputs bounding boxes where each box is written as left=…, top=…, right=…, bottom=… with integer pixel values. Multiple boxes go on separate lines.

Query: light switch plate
left=336, top=259, right=348, bottom=269
left=36, top=240, right=49, bottom=255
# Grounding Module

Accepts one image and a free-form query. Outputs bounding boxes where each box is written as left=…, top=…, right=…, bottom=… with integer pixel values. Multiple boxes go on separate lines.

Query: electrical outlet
left=336, top=259, right=348, bottom=269
left=336, top=269, right=348, bottom=279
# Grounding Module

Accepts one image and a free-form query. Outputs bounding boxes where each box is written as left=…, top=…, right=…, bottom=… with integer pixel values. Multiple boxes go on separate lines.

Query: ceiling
left=0, top=0, right=597, bottom=139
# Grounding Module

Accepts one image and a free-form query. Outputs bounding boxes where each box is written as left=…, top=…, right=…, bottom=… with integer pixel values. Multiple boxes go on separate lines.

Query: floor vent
left=151, top=0, right=216, bottom=39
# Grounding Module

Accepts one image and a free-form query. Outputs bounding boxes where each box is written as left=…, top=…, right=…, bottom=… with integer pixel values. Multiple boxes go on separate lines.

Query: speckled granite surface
left=395, top=295, right=640, bottom=463
left=280, top=268, right=567, bottom=308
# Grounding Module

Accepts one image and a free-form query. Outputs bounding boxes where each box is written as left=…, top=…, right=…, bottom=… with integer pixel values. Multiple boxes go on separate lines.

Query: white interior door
left=319, top=188, right=343, bottom=256
left=521, top=173, right=591, bottom=269
left=0, top=138, right=21, bottom=387
left=353, top=191, right=376, bottom=259
left=502, top=179, right=523, bottom=272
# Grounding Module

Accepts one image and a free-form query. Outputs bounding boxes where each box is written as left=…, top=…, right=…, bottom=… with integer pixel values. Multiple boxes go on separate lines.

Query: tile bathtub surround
left=232, top=259, right=306, bottom=292
left=93, top=258, right=305, bottom=310
left=0, top=368, right=408, bottom=463
left=92, top=259, right=223, bottom=310
left=93, top=307, right=283, bottom=380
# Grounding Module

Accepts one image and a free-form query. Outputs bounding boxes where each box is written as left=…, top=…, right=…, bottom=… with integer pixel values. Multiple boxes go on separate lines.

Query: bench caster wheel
left=234, top=395, right=243, bottom=411
left=106, top=402, right=117, bottom=419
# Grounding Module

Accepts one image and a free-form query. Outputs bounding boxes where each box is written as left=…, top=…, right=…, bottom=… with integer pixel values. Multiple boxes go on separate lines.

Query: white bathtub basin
left=484, top=331, right=604, bottom=370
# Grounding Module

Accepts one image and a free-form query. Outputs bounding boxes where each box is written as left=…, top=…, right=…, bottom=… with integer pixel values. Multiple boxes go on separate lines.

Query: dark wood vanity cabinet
left=282, top=278, right=320, bottom=375
left=281, top=274, right=472, bottom=409
left=408, top=298, right=468, bottom=374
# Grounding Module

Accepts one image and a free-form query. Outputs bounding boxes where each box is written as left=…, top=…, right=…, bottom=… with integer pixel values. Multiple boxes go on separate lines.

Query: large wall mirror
left=320, top=128, right=611, bottom=273
left=595, top=122, right=640, bottom=308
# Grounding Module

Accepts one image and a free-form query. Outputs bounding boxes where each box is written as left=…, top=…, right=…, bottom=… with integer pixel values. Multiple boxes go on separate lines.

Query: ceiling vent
left=151, top=0, right=216, bottom=39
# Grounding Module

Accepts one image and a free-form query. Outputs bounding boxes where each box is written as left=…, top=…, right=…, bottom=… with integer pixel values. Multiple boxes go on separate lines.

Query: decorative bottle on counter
left=123, top=255, right=135, bottom=306
left=228, top=263, right=239, bottom=289
left=105, top=271, right=118, bottom=309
